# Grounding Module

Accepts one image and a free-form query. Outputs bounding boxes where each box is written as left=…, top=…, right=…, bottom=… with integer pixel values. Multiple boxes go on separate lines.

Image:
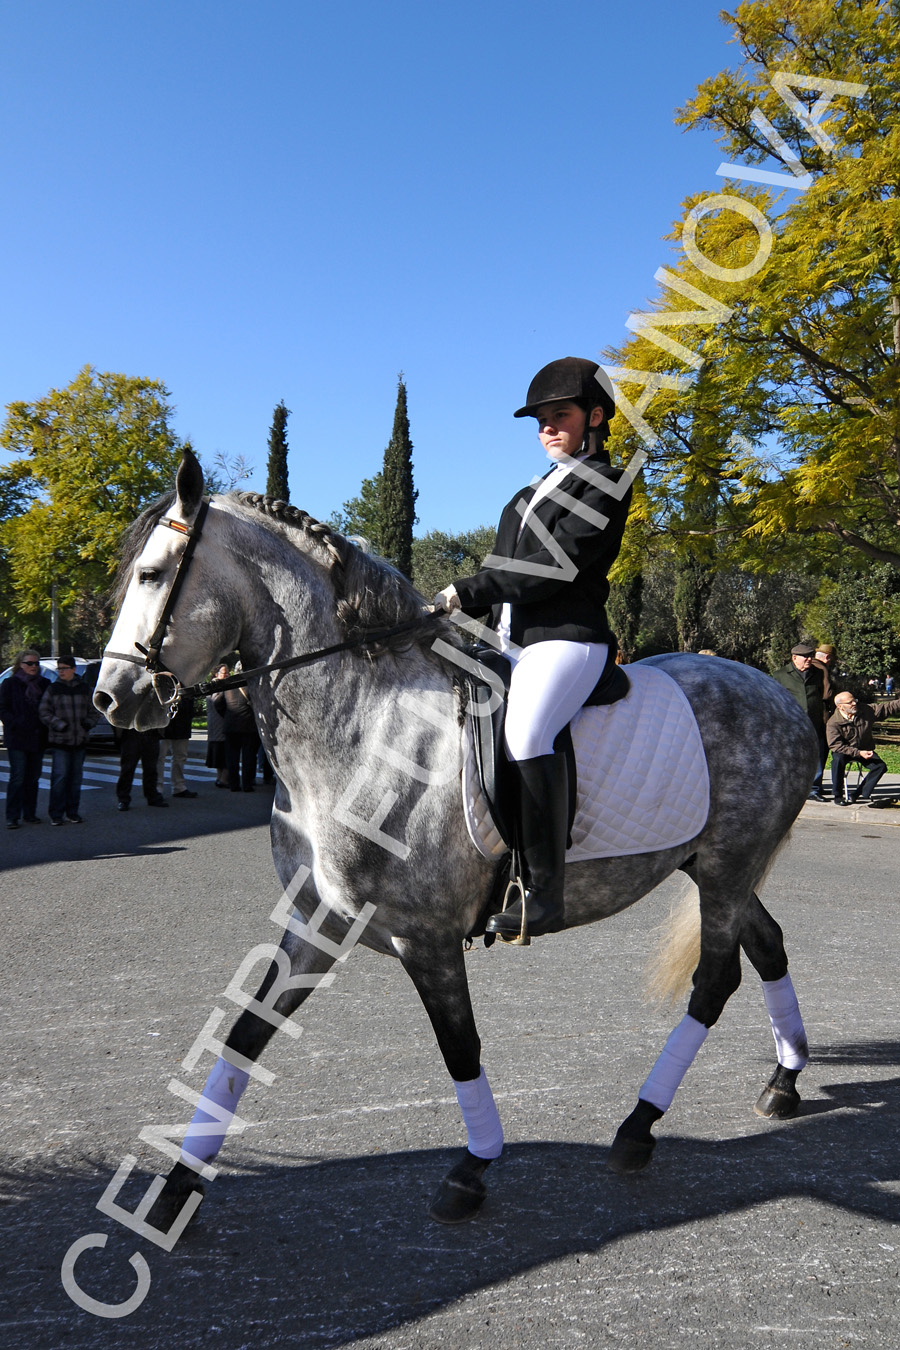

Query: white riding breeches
left=503, top=640, right=609, bottom=761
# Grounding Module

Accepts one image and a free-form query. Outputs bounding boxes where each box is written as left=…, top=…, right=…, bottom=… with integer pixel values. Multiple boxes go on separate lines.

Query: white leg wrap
left=762, top=973, right=809, bottom=1070
left=180, top=1056, right=251, bottom=1167
left=639, top=1014, right=709, bottom=1113
left=454, top=1067, right=504, bottom=1159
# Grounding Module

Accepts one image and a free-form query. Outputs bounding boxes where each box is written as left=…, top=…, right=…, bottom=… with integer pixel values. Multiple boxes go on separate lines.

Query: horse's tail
left=645, top=829, right=796, bottom=1006
left=645, top=876, right=701, bottom=1007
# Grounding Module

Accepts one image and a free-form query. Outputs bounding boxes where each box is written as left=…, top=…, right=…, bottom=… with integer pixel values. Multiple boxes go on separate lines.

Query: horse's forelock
left=111, top=490, right=177, bottom=608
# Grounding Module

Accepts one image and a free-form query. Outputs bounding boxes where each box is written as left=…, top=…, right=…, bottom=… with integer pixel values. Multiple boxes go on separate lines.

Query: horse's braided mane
left=114, top=488, right=464, bottom=666
left=230, top=492, right=460, bottom=661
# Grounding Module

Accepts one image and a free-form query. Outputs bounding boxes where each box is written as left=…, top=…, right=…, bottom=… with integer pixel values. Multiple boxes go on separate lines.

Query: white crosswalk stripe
left=0, top=755, right=218, bottom=793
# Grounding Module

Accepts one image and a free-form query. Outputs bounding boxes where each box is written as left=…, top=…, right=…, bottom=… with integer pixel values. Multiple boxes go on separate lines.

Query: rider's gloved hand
left=431, top=584, right=461, bottom=614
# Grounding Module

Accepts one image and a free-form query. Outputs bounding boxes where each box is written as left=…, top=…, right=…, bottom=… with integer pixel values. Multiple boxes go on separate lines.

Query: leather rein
left=104, top=499, right=442, bottom=709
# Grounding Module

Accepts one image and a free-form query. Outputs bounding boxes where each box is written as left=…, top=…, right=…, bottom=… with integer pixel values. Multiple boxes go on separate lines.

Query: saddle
left=463, top=641, right=630, bottom=853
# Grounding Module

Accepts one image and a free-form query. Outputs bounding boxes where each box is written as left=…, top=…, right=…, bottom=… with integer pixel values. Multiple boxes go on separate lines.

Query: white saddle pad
left=463, top=663, right=709, bottom=862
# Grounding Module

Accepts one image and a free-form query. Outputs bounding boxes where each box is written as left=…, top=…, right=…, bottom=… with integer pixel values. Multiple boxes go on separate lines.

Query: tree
left=0, top=463, right=40, bottom=657
left=380, top=375, right=418, bottom=577
left=0, top=365, right=185, bottom=631
left=204, top=450, right=254, bottom=494
left=411, top=526, right=496, bottom=598
left=606, top=573, right=643, bottom=661
left=265, top=400, right=290, bottom=501
left=330, top=472, right=384, bottom=544
left=801, top=563, right=900, bottom=679
left=606, top=0, right=900, bottom=576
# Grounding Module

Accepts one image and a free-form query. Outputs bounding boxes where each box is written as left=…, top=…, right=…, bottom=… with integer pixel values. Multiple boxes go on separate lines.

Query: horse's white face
left=95, top=452, right=234, bottom=730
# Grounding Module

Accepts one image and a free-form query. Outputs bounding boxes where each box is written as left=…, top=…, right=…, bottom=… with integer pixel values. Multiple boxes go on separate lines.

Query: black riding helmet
left=514, top=357, right=617, bottom=453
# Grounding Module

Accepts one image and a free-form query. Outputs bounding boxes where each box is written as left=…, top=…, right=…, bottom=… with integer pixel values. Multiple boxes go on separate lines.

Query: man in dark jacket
left=827, top=691, right=900, bottom=806
left=38, top=656, right=100, bottom=824
left=0, top=650, right=50, bottom=827
left=772, top=642, right=827, bottom=800
left=116, top=729, right=168, bottom=811
left=811, top=643, right=838, bottom=715
left=162, top=695, right=198, bottom=798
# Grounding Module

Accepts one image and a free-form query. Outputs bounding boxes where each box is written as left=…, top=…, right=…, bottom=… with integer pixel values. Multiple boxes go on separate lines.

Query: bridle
left=103, top=498, right=441, bottom=714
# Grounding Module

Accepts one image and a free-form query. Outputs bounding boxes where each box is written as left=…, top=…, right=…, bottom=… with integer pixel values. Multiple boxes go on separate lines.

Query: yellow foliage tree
left=1, top=365, right=185, bottom=621
left=606, top=0, right=900, bottom=575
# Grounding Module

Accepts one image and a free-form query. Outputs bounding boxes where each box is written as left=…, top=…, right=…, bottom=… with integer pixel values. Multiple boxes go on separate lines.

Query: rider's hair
left=569, top=397, right=612, bottom=450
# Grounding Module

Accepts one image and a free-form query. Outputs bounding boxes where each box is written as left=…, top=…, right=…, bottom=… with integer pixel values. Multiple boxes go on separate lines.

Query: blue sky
left=1, top=0, right=740, bottom=533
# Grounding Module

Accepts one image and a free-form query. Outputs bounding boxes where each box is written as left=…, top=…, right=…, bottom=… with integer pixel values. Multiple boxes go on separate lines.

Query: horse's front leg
left=146, top=923, right=338, bottom=1229
left=394, top=938, right=503, bottom=1224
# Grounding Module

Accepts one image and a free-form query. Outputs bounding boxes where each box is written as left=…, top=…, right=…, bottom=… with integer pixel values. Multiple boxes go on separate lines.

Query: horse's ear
left=176, top=446, right=205, bottom=517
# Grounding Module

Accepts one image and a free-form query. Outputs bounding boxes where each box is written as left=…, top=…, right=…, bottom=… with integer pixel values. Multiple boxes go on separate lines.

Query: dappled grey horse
left=94, top=450, right=818, bottom=1229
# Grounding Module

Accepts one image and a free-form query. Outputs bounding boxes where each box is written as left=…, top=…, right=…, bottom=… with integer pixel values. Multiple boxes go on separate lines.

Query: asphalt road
left=2, top=749, right=900, bottom=1349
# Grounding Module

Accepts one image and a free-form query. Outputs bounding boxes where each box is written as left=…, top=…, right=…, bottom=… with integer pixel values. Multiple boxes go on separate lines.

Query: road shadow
left=0, top=769, right=276, bottom=875
left=5, top=1042, right=900, bottom=1349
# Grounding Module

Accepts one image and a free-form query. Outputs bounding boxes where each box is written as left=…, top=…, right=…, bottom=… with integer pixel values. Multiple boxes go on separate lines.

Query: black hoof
left=144, top=1161, right=206, bottom=1232
left=607, top=1098, right=663, bottom=1174
left=754, top=1084, right=801, bottom=1118
left=608, top=1129, right=656, bottom=1174
left=429, top=1151, right=490, bottom=1224
left=754, top=1065, right=802, bottom=1119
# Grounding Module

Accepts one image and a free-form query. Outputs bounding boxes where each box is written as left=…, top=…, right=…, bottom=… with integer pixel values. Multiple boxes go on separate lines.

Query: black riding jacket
left=452, top=452, right=631, bottom=648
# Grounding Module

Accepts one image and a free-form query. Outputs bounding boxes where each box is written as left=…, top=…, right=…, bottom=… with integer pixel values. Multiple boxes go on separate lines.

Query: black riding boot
left=485, top=752, right=568, bottom=940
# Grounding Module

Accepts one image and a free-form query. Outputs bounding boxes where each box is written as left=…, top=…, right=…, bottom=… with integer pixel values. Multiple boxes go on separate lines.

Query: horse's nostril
left=93, top=690, right=113, bottom=712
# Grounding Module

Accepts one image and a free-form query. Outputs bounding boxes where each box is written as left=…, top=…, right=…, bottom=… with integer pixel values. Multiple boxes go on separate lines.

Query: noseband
left=104, top=499, right=441, bottom=711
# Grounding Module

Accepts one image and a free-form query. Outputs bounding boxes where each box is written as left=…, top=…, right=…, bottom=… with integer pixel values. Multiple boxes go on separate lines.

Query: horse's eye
left=139, top=568, right=161, bottom=583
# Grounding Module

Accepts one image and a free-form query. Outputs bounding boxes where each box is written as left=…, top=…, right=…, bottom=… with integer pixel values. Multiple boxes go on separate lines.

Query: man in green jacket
left=772, top=642, right=827, bottom=800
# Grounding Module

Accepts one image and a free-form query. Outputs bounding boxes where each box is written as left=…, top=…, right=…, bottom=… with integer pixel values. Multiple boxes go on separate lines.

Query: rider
left=432, top=357, right=632, bottom=938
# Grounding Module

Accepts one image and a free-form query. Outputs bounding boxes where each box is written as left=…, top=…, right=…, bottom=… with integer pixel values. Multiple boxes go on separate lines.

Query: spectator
left=38, top=655, right=100, bottom=824
left=886, top=673, right=895, bottom=697
left=162, top=694, right=198, bottom=798
left=827, top=690, right=900, bottom=806
left=205, top=664, right=230, bottom=788
left=772, top=641, right=827, bottom=801
left=116, top=728, right=168, bottom=811
left=257, top=743, right=276, bottom=785
left=1, top=650, right=50, bottom=829
left=213, top=683, right=259, bottom=793
left=812, top=643, right=838, bottom=712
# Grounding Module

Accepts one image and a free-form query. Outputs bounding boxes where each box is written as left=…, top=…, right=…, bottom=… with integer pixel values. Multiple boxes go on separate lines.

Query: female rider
left=432, top=357, right=631, bottom=939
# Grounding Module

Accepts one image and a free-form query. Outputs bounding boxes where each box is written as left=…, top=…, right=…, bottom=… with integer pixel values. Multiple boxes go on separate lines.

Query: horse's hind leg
left=740, top=892, right=809, bottom=1119
left=394, top=938, right=502, bottom=1224
left=609, top=875, right=748, bottom=1175
left=146, top=926, right=338, bottom=1230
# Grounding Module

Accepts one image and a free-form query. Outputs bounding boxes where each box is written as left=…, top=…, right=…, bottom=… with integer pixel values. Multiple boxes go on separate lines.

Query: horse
left=94, top=449, right=818, bottom=1232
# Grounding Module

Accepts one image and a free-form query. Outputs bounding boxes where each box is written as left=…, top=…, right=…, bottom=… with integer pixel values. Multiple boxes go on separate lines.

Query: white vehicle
left=0, top=657, right=115, bottom=748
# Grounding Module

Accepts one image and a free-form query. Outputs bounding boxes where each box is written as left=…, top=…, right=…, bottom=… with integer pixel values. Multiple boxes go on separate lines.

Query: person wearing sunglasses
left=0, top=650, right=51, bottom=828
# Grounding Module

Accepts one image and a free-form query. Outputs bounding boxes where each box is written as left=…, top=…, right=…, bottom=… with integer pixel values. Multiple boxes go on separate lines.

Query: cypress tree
left=380, top=375, right=418, bottom=578
left=265, top=400, right=290, bottom=501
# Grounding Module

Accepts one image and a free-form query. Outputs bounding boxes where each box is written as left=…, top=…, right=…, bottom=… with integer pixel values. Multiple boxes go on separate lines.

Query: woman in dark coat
left=0, top=650, right=50, bottom=828
left=432, top=358, right=631, bottom=938
left=213, top=681, right=260, bottom=793
left=205, top=663, right=231, bottom=787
